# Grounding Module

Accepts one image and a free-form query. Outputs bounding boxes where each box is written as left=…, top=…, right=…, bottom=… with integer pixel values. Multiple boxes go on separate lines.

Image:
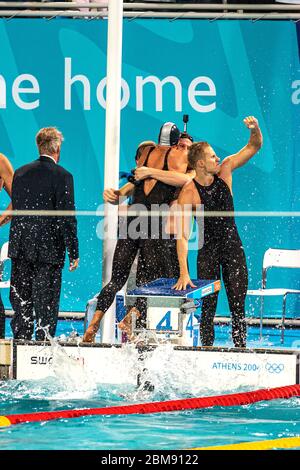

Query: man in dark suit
left=9, top=127, right=79, bottom=341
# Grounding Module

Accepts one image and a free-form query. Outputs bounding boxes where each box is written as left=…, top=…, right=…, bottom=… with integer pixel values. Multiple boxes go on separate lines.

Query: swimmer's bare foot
left=83, top=311, right=104, bottom=343
left=118, top=308, right=140, bottom=342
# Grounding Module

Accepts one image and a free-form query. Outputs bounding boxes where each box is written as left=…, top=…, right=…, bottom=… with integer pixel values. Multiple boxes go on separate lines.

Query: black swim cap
left=180, top=132, right=193, bottom=142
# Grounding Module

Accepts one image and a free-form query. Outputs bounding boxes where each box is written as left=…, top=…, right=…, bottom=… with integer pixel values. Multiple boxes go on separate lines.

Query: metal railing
left=0, top=2, right=299, bottom=20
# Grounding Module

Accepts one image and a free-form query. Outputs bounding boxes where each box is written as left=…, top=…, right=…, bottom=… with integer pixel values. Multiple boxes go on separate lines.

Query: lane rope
left=0, top=384, right=299, bottom=427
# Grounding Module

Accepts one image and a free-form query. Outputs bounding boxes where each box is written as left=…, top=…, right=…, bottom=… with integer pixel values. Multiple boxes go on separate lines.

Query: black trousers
left=0, top=293, right=5, bottom=339
left=197, top=240, right=248, bottom=348
left=10, top=257, right=62, bottom=341
left=135, top=238, right=179, bottom=325
left=96, top=237, right=179, bottom=324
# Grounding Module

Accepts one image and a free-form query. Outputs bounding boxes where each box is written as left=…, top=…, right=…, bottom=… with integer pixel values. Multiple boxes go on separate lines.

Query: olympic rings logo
left=265, top=362, right=285, bottom=374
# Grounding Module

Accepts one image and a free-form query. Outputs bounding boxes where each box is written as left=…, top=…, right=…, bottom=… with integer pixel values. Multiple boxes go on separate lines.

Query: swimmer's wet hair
left=188, top=142, right=210, bottom=169
left=135, top=140, right=156, bottom=162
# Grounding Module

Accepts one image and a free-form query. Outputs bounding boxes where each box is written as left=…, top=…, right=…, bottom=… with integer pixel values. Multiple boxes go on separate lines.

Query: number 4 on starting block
left=156, top=310, right=173, bottom=331
left=149, top=307, right=179, bottom=331
left=149, top=307, right=198, bottom=343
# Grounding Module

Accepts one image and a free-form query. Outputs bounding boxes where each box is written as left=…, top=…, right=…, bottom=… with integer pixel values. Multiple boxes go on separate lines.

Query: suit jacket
left=9, top=156, right=79, bottom=266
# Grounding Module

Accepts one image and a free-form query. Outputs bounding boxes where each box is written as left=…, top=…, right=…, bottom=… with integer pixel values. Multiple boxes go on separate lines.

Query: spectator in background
left=73, top=0, right=108, bottom=13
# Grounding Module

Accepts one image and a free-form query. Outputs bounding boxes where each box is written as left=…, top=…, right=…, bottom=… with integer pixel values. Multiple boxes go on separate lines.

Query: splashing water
left=47, top=336, right=98, bottom=397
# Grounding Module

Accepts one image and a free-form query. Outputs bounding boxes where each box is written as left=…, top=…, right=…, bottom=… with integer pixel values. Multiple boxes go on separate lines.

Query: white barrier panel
left=170, top=350, right=298, bottom=391
left=12, top=342, right=299, bottom=391
left=13, top=343, right=138, bottom=385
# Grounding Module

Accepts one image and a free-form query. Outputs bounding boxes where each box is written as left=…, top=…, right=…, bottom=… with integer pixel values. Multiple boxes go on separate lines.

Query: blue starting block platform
left=125, top=278, right=221, bottom=345
left=127, top=278, right=221, bottom=300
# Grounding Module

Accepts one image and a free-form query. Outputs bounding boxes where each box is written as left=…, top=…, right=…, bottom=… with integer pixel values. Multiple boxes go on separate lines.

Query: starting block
left=126, top=278, right=221, bottom=346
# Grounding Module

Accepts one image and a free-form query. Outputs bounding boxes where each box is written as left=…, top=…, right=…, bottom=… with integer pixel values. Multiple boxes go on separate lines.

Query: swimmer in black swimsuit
left=173, top=116, right=263, bottom=348
left=83, top=125, right=194, bottom=342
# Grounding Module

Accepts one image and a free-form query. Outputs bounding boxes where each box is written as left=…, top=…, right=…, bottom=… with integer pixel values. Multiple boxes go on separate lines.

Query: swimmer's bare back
left=137, top=145, right=188, bottom=196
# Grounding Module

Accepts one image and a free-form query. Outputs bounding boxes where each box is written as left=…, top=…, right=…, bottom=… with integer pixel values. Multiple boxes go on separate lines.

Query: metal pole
left=100, top=0, right=123, bottom=344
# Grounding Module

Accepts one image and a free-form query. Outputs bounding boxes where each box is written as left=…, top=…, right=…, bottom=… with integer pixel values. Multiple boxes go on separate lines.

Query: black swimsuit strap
left=162, top=147, right=172, bottom=170
left=143, top=146, right=156, bottom=167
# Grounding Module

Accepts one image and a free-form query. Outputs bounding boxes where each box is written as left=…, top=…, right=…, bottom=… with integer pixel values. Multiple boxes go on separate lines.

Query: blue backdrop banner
left=0, top=19, right=299, bottom=317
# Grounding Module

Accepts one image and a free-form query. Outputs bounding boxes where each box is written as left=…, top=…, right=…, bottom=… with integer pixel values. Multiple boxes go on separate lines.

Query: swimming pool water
left=1, top=319, right=299, bottom=450
left=0, top=380, right=299, bottom=450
